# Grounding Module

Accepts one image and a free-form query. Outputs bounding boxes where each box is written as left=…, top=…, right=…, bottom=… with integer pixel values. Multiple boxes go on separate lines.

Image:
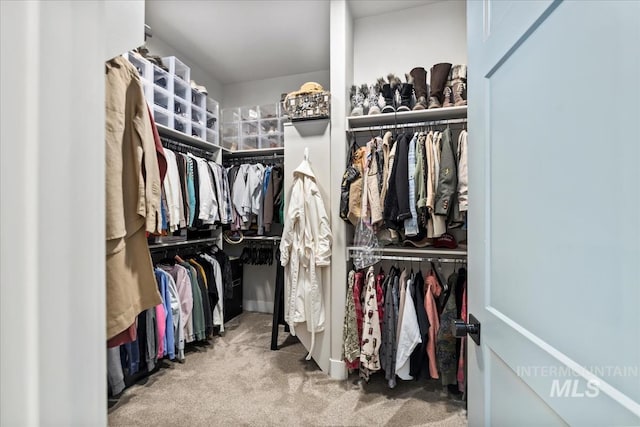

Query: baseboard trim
left=329, top=358, right=347, bottom=380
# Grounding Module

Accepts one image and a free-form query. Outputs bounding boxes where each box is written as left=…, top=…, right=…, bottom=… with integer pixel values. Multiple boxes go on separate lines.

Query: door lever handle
left=453, top=313, right=481, bottom=345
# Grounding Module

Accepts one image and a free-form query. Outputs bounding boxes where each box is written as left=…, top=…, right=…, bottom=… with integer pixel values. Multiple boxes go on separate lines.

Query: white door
left=467, top=1, right=639, bottom=425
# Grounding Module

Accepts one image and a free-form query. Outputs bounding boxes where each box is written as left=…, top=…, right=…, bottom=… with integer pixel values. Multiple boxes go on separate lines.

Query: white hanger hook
left=304, top=147, right=309, bottom=161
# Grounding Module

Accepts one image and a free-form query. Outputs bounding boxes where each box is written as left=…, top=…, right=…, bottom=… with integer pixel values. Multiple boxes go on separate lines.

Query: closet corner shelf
left=221, top=147, right=284, bottom=158
left=347, top=246, right=468, bottom=257
left=346, top=106, right=467, bottom=130
left=156, top=123, right=221, bottom=152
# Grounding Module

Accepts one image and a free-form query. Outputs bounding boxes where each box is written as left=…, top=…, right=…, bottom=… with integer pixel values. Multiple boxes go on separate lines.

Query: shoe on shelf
left=190, top=80, right=208, bottom=95
left=410, top=67, right=428, bottom=110
left=428, top=63, right=452, bottom=109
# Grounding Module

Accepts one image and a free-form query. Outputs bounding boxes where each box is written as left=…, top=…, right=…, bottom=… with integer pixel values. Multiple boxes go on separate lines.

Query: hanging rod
left=350, top=254, right=466, bottom=264
left=160, top=136, right=216, bottom=159
left=148, top=237, right=219, bottom=251
left=224, top=153, right=284, bottom=165
left=348, top=117, right=467, bottom=133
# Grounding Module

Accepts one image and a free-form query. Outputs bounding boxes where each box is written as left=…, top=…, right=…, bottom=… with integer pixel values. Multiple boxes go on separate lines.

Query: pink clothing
left=156, top=304, right=166, bottom=359
left=107, top=322, right=136, bottom=348
left=425, top=271, right=442, bottom=379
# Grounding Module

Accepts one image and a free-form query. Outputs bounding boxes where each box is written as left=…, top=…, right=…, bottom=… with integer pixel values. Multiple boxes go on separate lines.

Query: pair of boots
left=379, top=74, right=413, bottom=113
left=411, top=64, right=467, bottom=109
left=350, top=82, right=383, bottom=116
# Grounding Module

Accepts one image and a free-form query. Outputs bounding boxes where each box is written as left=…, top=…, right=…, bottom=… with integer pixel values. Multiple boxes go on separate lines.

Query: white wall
left=353, top=0, right=467, bottom=84
left=222, top=69, right=330, bottom=109
left=328, top=0, right=354, bottom=380
left=1, top=1, right=145, bottom=424
left=145, top=34, right=224, bottom=102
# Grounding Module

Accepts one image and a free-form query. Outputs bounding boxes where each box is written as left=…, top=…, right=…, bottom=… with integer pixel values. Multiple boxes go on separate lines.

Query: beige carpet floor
left=108, top=312, right=467, bottom=426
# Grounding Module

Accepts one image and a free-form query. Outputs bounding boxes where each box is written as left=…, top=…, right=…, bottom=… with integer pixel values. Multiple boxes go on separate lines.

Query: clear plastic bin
left=222, top=137, right=239, bottom=151
left=206, top=129, right=218, bottom=145
left=222, top=108, right=241, bottom=123
left=153, top=65, right=171, bottom=91
left=260, top=134, right=283, bottom=149
left=162, top=56, right=190, bottom=83
left=241, top=106, right=259, bottom=121
left=192, top=89, right=206, bottom=109
left=152, top=106, right=172, bottom=128
left=241, top=136, right=259, bottom=150
left=191, top=123, right=205, bottom=140
left=259, top=118, right=281, bottom=136
left=126, top=52, right=151, bottom=81
left=174, top=115, right=190, bottom=135
left=206, top=112, right=217, bottom=130
left=191, top=106, right=205, bottom=126
left=259, top=103, right=279, bottom=119
left=241, top=121, right=259, bottom=137
left=153, top=86, right=171, bottom=110
left=222, top=122, right=239, bottom=139
left=207, top=98, right=219, bottom=115
left=174, top=78, right=190, bottom=101
left=174, top=97, right=189, bottom=120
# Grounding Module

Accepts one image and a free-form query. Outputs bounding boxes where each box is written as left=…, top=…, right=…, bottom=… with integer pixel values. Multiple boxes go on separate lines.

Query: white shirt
left=190, top=154, right=217, bottom=224
left=395, top=277, right=422, bottom=380
left=202, top=253, right=224, bottom=333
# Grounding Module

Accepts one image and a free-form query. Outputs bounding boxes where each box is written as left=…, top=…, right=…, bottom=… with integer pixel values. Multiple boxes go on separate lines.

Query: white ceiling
left=145, top=0, right=437, bottom=85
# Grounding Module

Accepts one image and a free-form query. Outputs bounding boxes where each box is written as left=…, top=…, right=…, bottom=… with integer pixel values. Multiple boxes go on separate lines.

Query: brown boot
left=442, top=86, right=454, bottom=108
left=410, top=67, right=428, bottom=110
left=451, top=64, right=467, bottom=106
left=428, top=63, right=452, bottom=109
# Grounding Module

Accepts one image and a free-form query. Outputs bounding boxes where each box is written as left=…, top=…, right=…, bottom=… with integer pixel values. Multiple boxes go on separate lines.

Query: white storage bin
left=222, top=108, right=241, bottom=123
left=153, top=86, right=172, bottom=111
left=206, top=111, right=217, bottom=131
left=222, top=122, right=239, bottom=139
left=152, top=65, right=171, bottom=92
left=152, top=106, right=173, bottom=129
left=259, top=118, right=281, bottom=136
left=174, top=96, right=190, bottom=121
left=162, top=56, right=190, bottom=83
left=241, top=120, right=259, bottom=137
left=240, top=105, right=260, bottom=121
left=191, top=105, right=205, bottom=126
left=260, top=134, right=283, bottom=149
left=222, top=121, right=239, bottom=151
left=206, top=97, right=219, bottom=115
left=241, top=136, right=259, bottom=150
left=173, top=115, right=190, bottom=135
left=126, top=52, right=152, bottom=81
left=191, top=123, right=206, bottom=140
left=259, top=103, right=279, bottom=119
left=192, top=89, right=206, bottom=109
left=174, top=78, right=190, bottom=102
left=206, top=128, right=218, bottom=145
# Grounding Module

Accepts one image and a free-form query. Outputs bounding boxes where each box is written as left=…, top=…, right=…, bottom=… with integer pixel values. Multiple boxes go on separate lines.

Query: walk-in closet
left=3, top=1, right=638, bottom=426
left=101, top=1, right=473, bottom=424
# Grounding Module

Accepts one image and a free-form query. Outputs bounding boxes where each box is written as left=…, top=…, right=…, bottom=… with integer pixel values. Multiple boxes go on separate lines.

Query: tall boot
left=410, top=67, right=428, bottom=110
left=451, top=64, right=468, bottom=106
left=366, top=78, right=384, bottom=115
left=381, top=74, right=397, bottom=113
left=349, top=84, right=365, bottom=116
left=397, top=74, right=414, bottom=112
left=428, top=63, right=452, bottom=109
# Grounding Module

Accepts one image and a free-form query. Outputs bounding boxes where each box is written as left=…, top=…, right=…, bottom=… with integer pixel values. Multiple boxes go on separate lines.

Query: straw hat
left=286, top=82, right=326, bottom=98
